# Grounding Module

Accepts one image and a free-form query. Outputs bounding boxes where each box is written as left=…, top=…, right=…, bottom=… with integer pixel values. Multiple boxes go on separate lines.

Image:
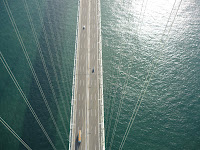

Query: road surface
left=72, top=0, right=100, bottom=149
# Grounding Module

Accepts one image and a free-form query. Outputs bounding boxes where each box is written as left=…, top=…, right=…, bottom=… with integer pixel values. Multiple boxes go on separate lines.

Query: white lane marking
left=79, top=110, right=80, bottom=116
left=95, top=145, right=96, bottom=150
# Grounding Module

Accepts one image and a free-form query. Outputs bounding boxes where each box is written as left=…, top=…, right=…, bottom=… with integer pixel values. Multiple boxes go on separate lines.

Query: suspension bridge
left=69, top=0, right=105, bottom=149
left=0, top=0, right=186, bottom=149
left=1, top=0, right=105, bottom=149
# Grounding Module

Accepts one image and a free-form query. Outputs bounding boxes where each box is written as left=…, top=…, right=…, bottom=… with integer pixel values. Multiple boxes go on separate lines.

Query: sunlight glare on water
left=102, top=0, right=200, bottom=149
left=0, top=0, right=200, bottom=149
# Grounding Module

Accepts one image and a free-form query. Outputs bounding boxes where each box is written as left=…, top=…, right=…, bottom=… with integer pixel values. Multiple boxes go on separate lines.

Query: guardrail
left=69, top=0, right=80, bottom=149
left=97, top=0, right=105, bottom=150
left=69, top=0, right=105, bottom=149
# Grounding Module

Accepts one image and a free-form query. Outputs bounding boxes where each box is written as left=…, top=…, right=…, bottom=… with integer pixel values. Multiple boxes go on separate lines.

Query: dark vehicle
left=92, top=68, right=94, bottom=73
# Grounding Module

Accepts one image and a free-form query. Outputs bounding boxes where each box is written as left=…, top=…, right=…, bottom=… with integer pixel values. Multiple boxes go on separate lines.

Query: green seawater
left=0, top=0, right=200, bottom=150
left=0, top=0, right=77, bottom=149
left=103, top=0, right=200, bottom=149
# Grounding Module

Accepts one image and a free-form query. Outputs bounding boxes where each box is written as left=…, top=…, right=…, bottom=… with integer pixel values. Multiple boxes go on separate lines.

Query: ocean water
left=0, top=0, right=200, bottom=150
left=0, top=0, right=77, bottom=149
left=102, top=0, right=200, bottom=150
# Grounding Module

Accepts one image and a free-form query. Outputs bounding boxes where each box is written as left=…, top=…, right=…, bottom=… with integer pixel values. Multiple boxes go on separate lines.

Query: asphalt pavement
left=72, top=0, right=100, bottom=149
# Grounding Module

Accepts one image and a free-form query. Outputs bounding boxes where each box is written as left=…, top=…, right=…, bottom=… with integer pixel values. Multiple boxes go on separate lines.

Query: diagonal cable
left=108, top=0, right=149, bottom=149
left=0, top=51, right=56, bottom=150
left=22, top=0, right=68, bottom=146
left=0, top=117, right=32, bottom=150
left=46, top=0, right=72, bottom=116
left=24, top=0, right=69, bottom=135
left=119, top=0, right=183, bottom=149
left=33, top=0, right=70, bottom=124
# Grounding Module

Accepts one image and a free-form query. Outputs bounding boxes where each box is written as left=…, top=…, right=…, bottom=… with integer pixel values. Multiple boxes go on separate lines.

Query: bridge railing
left=69, top=0, right=80, bottom=149
left=97, top=0, right=105, bottom=150
left=69, top=0, right=105, bottom=149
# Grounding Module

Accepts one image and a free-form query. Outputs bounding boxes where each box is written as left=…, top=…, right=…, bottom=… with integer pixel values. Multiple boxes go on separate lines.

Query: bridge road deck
left=72, top=0, right=100, bottom=149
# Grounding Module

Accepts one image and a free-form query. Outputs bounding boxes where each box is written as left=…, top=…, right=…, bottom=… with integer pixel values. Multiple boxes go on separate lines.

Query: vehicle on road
left=83, top=26, right=85, bottom=30
left=92, top=68, right=94, bottom=73
left=78, top=130, right=81, bottom=143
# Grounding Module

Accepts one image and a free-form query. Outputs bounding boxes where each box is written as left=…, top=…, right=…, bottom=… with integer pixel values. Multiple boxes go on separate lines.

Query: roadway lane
left=74, top=0, right=88, bottom=149
left=73, top=0, right=100, bottom=149
left=89, top=0, right=99, bottom=150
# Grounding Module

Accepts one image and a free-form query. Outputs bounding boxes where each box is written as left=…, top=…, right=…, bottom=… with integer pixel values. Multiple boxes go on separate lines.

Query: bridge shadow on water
left=19, top=0, right=72, bottom=149
left=19, top=42, right=59, bottom=150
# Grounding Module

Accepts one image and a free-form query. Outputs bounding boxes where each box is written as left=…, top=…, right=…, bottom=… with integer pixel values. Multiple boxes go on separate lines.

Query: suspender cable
left=0, top=52, right=56, bottom=150
left=0, top=117, right=32, bottom=150
left=119, top=0, right=182, bottom=149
